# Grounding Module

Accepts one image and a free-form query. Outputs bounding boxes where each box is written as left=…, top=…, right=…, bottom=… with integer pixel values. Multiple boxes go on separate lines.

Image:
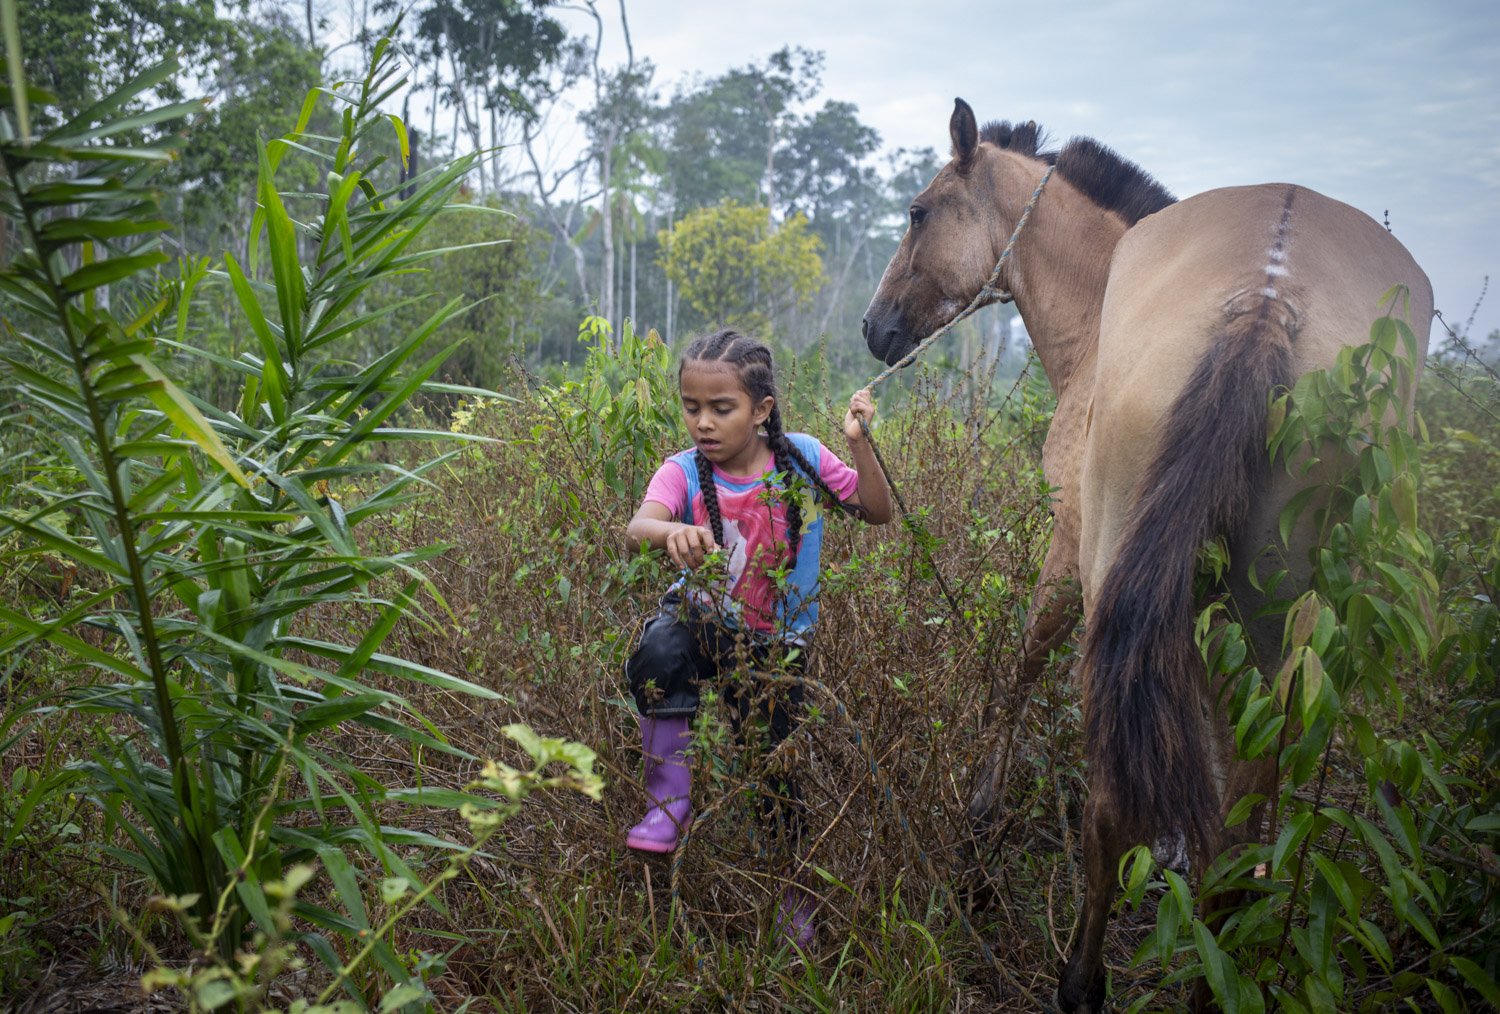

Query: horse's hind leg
left=1058, top=788, right=1127, bottom=1013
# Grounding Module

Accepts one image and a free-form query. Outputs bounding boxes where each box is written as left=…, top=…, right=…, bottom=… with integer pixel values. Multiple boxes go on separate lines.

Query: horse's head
left=863, top=99, right=1034, bottom=365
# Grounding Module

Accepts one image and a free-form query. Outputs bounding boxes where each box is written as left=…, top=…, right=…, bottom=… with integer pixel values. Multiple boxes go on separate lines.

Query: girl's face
left=679, top=362, right=774, bottom=475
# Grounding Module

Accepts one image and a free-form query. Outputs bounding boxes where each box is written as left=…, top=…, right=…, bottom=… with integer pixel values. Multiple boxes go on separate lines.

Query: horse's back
left=1079, top=182, right=1432, bottom=602
left=1103, top=183, right=1431, bottom=378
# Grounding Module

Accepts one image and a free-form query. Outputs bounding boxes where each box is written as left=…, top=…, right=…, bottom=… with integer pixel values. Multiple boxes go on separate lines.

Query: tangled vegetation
left=1, top=21, right=1497, bottom=1014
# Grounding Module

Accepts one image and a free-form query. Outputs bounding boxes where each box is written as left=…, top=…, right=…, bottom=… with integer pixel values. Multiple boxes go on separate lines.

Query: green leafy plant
left=136, top=724, right=603, bottom=1012
left=0, top=17, right=520, bottom=996
left=1119, top=295, right=1500, bottom=1012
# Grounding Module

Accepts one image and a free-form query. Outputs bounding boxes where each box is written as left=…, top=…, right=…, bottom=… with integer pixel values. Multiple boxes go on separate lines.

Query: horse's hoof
left=1057, top=958, right=1105, bottom=1013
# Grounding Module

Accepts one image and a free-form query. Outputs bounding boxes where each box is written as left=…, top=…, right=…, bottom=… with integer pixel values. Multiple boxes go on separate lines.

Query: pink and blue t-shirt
left=643, top=433, right=859, bottom=638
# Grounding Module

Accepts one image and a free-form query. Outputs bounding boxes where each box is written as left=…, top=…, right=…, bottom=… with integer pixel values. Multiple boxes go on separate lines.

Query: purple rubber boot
left=626, top=715, right=692, bottom=854
left=776, top=881, right=816, bottom=948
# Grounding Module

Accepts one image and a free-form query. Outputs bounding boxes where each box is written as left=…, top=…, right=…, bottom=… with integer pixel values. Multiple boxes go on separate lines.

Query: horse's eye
left=909, top=206, right=926, bottom=228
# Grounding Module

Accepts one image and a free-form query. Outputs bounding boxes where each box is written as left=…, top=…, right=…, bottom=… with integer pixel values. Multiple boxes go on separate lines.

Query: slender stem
left=1270, top=734, right=1336, bottom=1004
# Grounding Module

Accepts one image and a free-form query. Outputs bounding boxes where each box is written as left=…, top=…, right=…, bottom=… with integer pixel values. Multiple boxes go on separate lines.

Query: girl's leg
left=767, top=659, right=815, bottom=947
left=623, top=600, right=723, bottom=854
left=722, top=649, right=807, bottom=851
left=722, top=648, right=817, bottom=947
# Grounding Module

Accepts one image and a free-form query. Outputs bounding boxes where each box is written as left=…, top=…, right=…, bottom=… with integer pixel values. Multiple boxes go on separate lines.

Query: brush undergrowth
left=0, top=15, right=1496, bottom=1012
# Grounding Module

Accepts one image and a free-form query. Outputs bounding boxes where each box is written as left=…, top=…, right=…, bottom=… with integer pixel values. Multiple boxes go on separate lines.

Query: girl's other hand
left=844, top=387, right=876, bottom=443
left=666, top=523, right=718, bottom=569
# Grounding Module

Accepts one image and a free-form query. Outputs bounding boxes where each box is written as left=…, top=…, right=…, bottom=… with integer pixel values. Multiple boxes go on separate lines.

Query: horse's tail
left=1084, top=294, right=1296, bottom=860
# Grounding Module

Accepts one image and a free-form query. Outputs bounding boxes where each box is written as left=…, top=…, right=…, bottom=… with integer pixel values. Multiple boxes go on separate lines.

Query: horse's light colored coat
left=1080, top=182, right=1432, bottom=604
left=862, top=104, right=1432, bottom=1013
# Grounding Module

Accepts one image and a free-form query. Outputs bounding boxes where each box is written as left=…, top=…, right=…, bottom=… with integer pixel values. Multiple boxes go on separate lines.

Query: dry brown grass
left=292, top=361, right=1188, bottom=1012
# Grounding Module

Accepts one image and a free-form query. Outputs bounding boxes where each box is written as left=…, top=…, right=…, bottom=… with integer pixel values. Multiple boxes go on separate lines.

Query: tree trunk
left=599, top=141, right=614, bottom=338
left=490, top=102, right=500, bottom=197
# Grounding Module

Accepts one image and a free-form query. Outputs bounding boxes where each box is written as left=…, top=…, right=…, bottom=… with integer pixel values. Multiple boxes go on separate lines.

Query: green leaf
left=1426, top=979, right=1461, bottom=1014
left=295, top=693, right=386, bottom=735
left=1192, top=919, right=1237, bottom=1014
left=1273, top=810, right=1314, bottom=876
left=0, top=605, right=150, bottom=682
left=1, top=0, right=28, bottom=142
left=194, top=978, right=237, bottom=1010
left=317, top=847, right=369, bottom=929
left=1299, top=650, right=1325, bottom=726
left=1224, top=794, right=1267, bottom=829
left=384, top=787, right=499, bottom=811
left=257, top=143, right=305, bottom=356
left=38, top=216, right=171, bottom=245
left=1310, top=852, right=1357, bottom=919
left=277, top=637, right=500, bottom=701
left=131, top=356, right=250, bottom=487
left=1450, top=957, right=1500, bottom=1008
left=59, top=251, right=169, bottom=295
left=387, top=114, right=409, bottom=171
left=224, top=252, right=286, bottom=425
left=212, top=827, right=279, bottom=934
left=378, top=983, right=427, bottom=1013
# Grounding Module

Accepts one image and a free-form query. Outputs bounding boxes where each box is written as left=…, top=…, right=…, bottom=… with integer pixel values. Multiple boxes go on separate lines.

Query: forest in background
left=18, top=0, right=1029, bottom=395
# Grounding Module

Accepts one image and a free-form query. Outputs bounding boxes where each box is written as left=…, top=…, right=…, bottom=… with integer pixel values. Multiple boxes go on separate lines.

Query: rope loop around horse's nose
left=866, top=162, right=1054, bottom=391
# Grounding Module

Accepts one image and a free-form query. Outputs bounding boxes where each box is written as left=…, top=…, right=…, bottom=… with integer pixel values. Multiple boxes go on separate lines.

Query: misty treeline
left=18, top=0, right=1022, bottom=393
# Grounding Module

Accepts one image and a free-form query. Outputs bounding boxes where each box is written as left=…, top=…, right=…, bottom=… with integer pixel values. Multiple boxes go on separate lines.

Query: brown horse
left=862, top=99, right=1431, bottom=1011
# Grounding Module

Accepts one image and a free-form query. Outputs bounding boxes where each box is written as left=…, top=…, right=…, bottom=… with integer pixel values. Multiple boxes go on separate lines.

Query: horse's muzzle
left=862, top=309, right=913, bottom=366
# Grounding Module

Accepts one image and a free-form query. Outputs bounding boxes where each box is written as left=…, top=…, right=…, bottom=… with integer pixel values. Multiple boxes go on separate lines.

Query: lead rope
left=856, top=161, right=1055, bottom=630
left=866, top=163, right=1054, bottom=392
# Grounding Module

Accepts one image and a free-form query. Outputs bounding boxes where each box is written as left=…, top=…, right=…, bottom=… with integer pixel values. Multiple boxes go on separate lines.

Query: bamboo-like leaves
left=2, top=25, right=514, bottom=971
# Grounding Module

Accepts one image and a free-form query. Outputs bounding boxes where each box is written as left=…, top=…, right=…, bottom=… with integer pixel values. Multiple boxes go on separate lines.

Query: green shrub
left=1120, top=296, right=1500, bottom=1012
left=0, top=21, right=552, bottom=1004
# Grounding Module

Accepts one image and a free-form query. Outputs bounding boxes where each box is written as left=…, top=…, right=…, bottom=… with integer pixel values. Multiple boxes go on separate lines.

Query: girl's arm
left=626, top=501, right=719, bottom=569
left=840, top=388, right=894, bottom=525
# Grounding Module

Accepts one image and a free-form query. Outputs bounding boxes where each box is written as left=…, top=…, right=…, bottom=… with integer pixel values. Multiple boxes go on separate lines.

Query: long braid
left=762, top=408, right=805, bottom=570
left=684, top=331, right=738, bottom=551
left=694, top=448, right=724, bottom=547
left=762, top=403, right=861, bottom=570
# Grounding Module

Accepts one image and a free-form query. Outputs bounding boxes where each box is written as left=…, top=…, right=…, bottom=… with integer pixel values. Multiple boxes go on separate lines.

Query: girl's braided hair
left=682, top=329, right=860, bottom=571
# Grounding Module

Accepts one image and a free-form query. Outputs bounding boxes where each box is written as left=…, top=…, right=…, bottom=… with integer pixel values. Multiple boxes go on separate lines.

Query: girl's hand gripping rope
left=841, top=387, right=895, bottom=525
left=843, top=387, right=877, bottom=445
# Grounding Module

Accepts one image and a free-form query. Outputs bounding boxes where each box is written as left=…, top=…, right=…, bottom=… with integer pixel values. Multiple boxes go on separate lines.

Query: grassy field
left=3, top=38, right=1496, bottom=1008
left=8, top=331, right=1496, bottom=1011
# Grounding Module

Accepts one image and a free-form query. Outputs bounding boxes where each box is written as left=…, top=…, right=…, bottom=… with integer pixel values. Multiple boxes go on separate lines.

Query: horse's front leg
left=968, top=548, right=1081, bottom=830
left=1059, top=789, right=1126, bottom=1013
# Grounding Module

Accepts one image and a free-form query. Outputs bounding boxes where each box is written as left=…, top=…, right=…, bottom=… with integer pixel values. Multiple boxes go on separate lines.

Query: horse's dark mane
left=980, top=120, right=1176, bottom=226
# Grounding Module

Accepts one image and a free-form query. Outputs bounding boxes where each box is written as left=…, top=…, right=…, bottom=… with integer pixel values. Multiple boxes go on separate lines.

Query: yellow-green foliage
left=657, top=199, right=825, bottom=338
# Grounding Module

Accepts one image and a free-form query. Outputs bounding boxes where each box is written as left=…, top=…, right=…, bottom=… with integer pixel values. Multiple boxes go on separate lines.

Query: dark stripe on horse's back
left=1082, top=198, right=1299, bottom=858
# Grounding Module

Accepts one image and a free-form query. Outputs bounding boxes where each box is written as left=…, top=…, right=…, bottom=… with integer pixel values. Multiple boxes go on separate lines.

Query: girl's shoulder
left=663, top=447, right=699, bottom=469
left=783, top=432, right=827, bottom=472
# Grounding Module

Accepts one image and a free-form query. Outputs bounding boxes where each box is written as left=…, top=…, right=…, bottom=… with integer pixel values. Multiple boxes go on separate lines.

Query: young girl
left=623, top=328, right=893, bottom=945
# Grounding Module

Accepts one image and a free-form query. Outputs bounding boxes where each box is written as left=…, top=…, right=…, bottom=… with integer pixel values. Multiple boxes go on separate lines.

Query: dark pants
left=626, top=594, right=806, bottom=847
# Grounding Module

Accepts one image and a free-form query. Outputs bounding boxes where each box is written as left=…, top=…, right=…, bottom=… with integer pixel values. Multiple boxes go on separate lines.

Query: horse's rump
left=1077, top=183, right=1431, bottom=857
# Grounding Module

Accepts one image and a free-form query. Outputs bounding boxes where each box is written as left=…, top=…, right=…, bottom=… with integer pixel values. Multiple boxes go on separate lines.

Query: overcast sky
left=551, top=0, right=1499, bottom=345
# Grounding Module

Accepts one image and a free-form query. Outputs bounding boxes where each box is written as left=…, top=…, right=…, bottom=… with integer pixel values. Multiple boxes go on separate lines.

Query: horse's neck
left=1009, top=182, right=1125, bottom=396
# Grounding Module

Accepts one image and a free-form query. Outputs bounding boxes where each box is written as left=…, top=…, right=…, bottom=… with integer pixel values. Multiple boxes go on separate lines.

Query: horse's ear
left=950, top=98, right=978, bottom=171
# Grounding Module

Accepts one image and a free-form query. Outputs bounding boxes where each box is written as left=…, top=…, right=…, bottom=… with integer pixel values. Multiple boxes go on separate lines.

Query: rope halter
left=867, top=162, right=1055, bottom=391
